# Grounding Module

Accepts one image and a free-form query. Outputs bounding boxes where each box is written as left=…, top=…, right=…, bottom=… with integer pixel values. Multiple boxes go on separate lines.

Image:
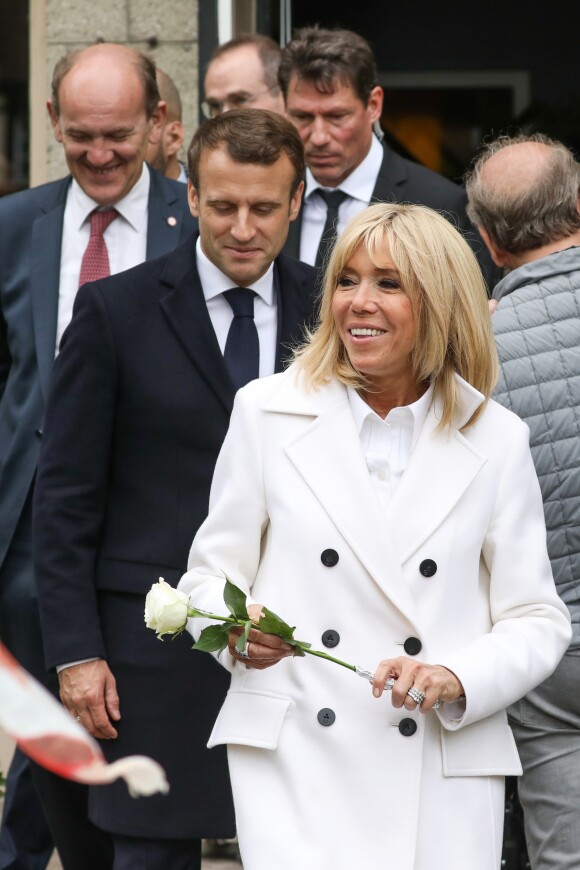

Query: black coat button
left=321, top=630, right=340, bottom=648
left=404, top=636, right=422, bottom=656
left=321, top=549, right=339, bottom=567
left=317, top=708, right=336, bottom=727
left=35, top=429, right=43, bottom=438
left=419, top=559, right=437, bottom=577
left=398, top=718, right=417, bottom=737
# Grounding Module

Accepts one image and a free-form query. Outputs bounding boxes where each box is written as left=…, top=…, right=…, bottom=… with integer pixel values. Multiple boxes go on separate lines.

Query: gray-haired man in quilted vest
left=466, top=133, right=580, bottom=870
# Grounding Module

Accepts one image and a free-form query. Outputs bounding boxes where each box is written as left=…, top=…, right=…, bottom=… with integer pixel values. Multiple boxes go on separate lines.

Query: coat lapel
left=387, top=379, right=487, bottom=563
left=30, top=181, right=69, bottom=402
left=158, top=240, right=235, bottom=413
left=146, top=168, right=193, bottom=259
left=273, top=255, right=318, bottom=372
left=370, top=145, right=408, bottom=204
left=265, top=374, right=419, bottom=626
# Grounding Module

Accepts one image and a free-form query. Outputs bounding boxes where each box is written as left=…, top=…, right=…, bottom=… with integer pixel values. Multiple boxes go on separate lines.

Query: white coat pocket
left=207, top=689, right=294, bottom=750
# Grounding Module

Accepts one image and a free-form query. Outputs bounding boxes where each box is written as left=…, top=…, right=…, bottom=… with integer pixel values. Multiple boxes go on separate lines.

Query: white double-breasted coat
left=180, top=365, right=571, bottom=870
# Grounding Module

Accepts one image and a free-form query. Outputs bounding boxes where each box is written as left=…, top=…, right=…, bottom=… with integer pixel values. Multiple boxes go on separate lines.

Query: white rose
left=144, top=578, right=189, bottom=639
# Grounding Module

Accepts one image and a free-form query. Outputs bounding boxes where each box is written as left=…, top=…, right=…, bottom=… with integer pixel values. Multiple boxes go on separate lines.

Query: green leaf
left=291, top=639, right=312, bottom=657
left=257, top=605, right=296, bottom=641
left=192, top=624, right=230, bottom=654
left=223, top=577, right=249, bottom=620
left=235, top=619, right=253, bottom=653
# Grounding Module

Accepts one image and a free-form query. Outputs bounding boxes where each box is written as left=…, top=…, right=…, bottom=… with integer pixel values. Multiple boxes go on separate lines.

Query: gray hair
left=465, top=133, right=580, bottom=254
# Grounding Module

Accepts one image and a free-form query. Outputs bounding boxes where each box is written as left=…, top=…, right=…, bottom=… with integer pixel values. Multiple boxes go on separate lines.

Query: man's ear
left=47, top=101, right=62, bottom=142
left=477, top=225, right=509, bottom=268
left=289, top=180, right=304, bottom=222
left=165, top=120, right=185, bottom=159
left=187, top=180, right=199, bottom=217
left=367, top=86, right=384, bottom=124
left=148, top=101, right=168, bottom=146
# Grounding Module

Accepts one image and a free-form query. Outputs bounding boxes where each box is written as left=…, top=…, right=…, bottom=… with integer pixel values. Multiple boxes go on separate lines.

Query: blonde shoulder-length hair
left=294, top=202, right=498, bottom=430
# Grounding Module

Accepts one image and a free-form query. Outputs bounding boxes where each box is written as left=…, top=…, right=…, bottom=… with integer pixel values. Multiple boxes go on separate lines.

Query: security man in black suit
left=280, top=26, right=497, bottom=287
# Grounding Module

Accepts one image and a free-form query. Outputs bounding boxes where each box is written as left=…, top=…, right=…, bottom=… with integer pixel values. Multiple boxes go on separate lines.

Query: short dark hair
left=278, top=26, right=377, bottom=104
left=187, top=109, right=305, bottom=197
left=51, top=44, right=160, bottom=120
left=465, top=133, right=580, bottom=254
left=209, top=34, right=282, bottom=94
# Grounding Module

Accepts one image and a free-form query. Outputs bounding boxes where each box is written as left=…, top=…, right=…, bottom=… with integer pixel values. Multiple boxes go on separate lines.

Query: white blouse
left=347, top=383, right=434, bottom=512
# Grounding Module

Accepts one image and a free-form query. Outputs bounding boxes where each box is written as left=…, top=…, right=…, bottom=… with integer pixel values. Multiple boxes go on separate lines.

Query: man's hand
left=58, top=659, right=120, bottom=739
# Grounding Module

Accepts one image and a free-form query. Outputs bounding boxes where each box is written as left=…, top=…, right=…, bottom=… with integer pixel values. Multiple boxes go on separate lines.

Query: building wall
left=0, top=731, right=14, bottom=780
left=38, top=0, right=199, bottom=183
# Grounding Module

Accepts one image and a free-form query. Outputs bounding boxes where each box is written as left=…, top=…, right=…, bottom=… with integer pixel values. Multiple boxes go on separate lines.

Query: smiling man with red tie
left=0, top=42, right=195, bottom=870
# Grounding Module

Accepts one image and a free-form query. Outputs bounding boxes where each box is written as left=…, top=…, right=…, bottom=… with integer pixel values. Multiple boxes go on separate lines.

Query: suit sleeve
left=33, top=282, right=118, bottom=669
left=0, top=304, right=10, bottom=404
left=437, top=420, right=571, bottom=729
left=0, top=207, right=13, bottom=403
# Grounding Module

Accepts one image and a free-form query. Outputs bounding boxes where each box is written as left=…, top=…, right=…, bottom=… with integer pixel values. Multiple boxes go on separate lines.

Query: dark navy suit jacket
left=33, top=239, right=318, bottom=837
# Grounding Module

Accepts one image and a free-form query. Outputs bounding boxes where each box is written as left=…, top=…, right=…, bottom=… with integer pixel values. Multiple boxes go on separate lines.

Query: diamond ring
left=407, top=686, right=426, bottom=705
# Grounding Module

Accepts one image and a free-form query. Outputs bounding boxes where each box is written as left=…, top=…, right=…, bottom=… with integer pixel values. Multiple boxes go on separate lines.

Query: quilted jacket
left=492, top=246, right=580, bottom=651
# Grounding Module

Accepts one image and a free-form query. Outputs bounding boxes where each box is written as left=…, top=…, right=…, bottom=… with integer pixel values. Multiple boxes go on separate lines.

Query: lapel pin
left=167, top=216, right=177, bottom=227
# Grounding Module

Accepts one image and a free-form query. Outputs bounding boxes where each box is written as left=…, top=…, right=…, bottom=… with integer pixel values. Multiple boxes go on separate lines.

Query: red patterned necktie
left=78, top=208, right=118, bottom=287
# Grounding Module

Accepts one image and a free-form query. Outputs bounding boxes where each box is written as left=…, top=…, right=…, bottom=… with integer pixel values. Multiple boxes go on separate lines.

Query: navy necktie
left=315, top=189, right=348, bottom=269
left=223, top=288, right=260, bottom=391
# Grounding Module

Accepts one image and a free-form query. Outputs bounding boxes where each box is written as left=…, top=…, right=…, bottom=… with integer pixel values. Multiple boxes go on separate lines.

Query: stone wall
left=44, top=0, right=199, bottom=181
left=0, top=731, right=14, bottom=784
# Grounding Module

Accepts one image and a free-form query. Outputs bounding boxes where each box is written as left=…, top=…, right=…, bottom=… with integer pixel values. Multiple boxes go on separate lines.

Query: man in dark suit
left=279, top=26, right=497, bottom=287
left=33, top=109, right=316, bottom=870
left=0, top=43, right=195, bottom=870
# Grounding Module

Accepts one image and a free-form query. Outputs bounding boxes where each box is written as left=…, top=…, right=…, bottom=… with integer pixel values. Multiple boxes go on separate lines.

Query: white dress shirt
left=300, top=134, right=384, bottom=265
left=57, top=164, right=150, bottom=346
left=196, top=236, right=278, bottom=378
left=347, top=383, right=434, bottom=513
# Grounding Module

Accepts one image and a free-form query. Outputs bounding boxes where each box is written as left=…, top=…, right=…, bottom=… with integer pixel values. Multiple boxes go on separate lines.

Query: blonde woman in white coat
left=179, top=203, right=571, bottom=870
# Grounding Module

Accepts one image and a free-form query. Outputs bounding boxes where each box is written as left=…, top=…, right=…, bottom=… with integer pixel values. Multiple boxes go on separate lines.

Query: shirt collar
left=347, top=381, right=434, bottom=450
left=305, top=134, right=384, bottom=204
left=69, top=163, right=151, bottom=231
left=195, top=236, right=275, bottom=305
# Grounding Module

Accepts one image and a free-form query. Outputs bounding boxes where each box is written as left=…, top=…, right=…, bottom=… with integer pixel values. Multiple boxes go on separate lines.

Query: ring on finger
left=238, top=641, right=250, bottom=659
left=74, top=714, right=81, bottom=722
left=407, top=686, right=426, bottom=705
